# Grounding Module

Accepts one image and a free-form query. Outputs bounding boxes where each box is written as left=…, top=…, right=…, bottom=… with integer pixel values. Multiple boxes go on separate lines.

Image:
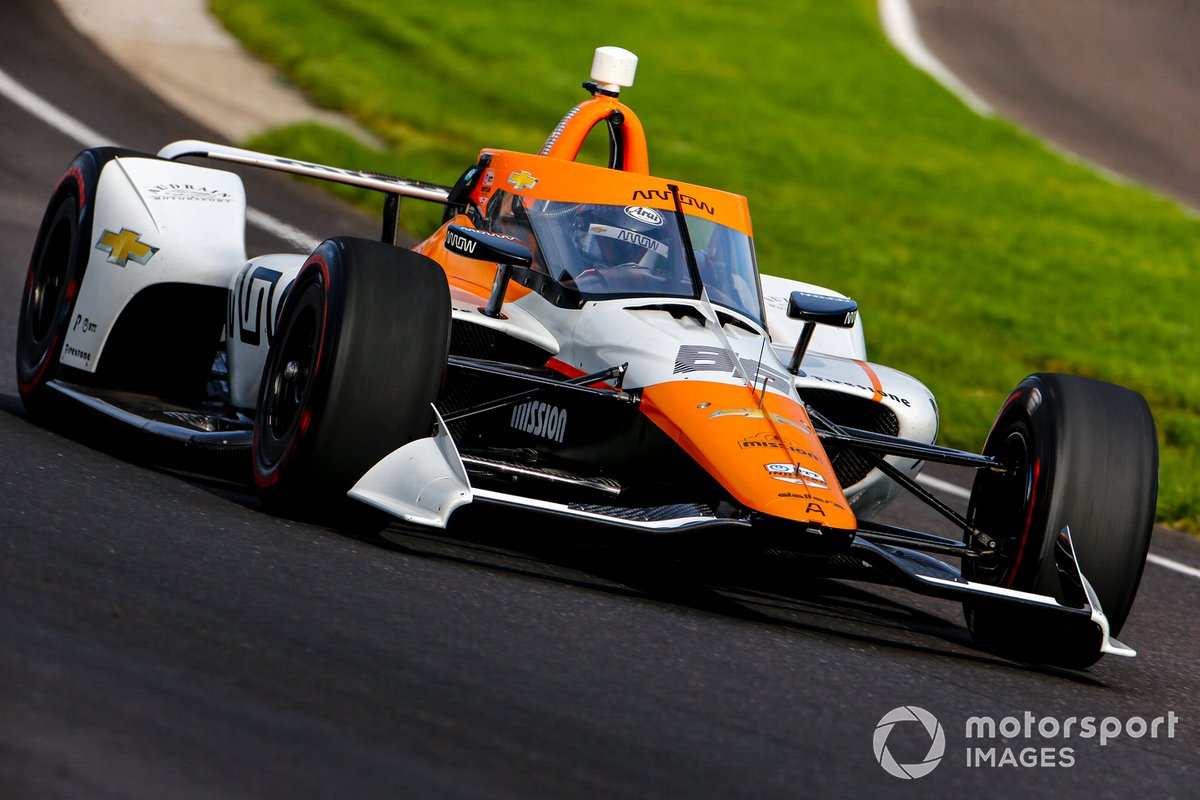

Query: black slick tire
left=963, top=373, right=1158, bottom=668
left=252, top=237, right=451, bottom=523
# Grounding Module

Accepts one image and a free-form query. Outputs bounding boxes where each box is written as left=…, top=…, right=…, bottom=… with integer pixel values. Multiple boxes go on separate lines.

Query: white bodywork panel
left=793, top=352, right=938, bottom=518
left=761, top=273, right=933, bottom=516
left=448, top=284, right=560, bottom=355
left=225, top=261, right=564, bottom=411
left=226, top=254, right=307, bottom=409
left=349, top=406, right=472, bottom=527
left=62, top=156, right=247, bottom=371
left=521, top=291, right=800, bottom=398
left=760, top=273, right=866, bottom=361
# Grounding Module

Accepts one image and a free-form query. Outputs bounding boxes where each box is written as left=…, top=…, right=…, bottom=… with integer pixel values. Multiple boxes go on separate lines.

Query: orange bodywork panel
left=539, top=95, right=650, bottom=174
left=469, top=151, right=753, bottom=236
left=640, top=381, right=857, bottom=531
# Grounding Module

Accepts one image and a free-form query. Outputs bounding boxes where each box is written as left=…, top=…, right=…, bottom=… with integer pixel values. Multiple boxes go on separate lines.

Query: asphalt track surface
left=909, top=0, right=1200, bottom=210
left=1, top=1, right=1197, bottom=798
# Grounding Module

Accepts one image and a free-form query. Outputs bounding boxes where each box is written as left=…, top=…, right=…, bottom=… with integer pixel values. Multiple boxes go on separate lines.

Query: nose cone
left=639, top=380, right=857, bottom=532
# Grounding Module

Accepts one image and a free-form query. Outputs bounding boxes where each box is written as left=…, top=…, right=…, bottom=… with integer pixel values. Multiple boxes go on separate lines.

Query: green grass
left=211, top=0, right=1199, bottom=529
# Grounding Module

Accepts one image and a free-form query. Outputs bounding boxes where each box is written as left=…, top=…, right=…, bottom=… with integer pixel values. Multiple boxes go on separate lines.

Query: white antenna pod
left=590, top=47, right=638, bottom=94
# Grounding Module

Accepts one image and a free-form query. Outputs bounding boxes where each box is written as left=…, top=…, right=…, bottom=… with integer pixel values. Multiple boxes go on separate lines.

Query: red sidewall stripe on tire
left=1005, top=457, right=1040, bottom=588
left=254, top=253, right=332, bottom=489
left=301, top=254, right=332, bottom=436
left=19, top=167, right=88, bottom=396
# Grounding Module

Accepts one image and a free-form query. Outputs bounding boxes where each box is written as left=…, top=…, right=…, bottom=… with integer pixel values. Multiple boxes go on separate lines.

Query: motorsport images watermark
left=874, top=706, right=945, bottom=779
left=873, top=706, right=1180, bottom=778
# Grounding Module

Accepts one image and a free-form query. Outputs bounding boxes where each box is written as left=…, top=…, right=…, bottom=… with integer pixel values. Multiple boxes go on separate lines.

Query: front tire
left=963, top=373, right=1158, bottom=667
left=253, top=237, right=451, bottom=522
left=15, top=148, right=145, bottom=416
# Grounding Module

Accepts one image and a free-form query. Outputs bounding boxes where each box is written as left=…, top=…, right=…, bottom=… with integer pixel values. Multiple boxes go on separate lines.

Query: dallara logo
left=511, top=401, right=567, bottom=443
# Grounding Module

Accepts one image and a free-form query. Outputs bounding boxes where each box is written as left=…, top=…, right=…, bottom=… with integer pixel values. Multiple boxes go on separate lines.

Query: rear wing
left=157, top=139, right=452, bottom=245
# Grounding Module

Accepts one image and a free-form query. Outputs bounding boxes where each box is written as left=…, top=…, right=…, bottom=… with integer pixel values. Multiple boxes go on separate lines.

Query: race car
left=15, top=47, right=1158, bottom=669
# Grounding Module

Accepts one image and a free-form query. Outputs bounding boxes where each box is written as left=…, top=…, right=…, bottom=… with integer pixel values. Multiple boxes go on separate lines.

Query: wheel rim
left=967, top=429, right=1034, bottom=586
left=262, top=281, right=322, bottom=454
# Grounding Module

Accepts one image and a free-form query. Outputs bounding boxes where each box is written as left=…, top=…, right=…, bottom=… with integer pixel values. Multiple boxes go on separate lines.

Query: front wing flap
left=348, top=406, right=472, bottom=528
left=848, top=526, right=1134, bottom=659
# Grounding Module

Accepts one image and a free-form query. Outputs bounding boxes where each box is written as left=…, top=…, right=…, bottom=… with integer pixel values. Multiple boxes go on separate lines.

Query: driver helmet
left=573, top=204, right=672, bottom=270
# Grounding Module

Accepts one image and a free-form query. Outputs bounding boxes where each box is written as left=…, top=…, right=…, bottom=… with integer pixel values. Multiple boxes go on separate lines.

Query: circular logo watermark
left=873, top=706, right=946, bottom=779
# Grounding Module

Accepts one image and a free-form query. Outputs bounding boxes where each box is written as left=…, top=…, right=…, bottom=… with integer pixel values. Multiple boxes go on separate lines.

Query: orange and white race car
left=16, top=47, right=1158, bottom=669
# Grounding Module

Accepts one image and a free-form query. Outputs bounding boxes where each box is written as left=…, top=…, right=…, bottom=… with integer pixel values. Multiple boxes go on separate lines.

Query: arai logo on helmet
left=624, top=206, right=664, bottom=227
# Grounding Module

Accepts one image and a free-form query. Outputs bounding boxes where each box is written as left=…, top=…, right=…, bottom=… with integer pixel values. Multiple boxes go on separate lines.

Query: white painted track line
left=878, top=0, right=994, bottom=116
left=1147, top=553, right=1200, bottom=580
left=245, top=208, right=320, bottom=251
left=0, top=65, right=115, bottom=147
left=0, top=64, right=313, bottom=250
left=915, top=473, right=971, bottom=500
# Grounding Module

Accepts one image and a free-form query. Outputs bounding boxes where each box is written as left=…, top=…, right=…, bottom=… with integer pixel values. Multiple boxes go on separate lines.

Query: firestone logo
left=873, top=706, right=945, bottom=779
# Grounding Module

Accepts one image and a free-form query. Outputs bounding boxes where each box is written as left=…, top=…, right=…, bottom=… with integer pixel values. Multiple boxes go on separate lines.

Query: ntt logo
left=873, top=706, right=945, bottom=779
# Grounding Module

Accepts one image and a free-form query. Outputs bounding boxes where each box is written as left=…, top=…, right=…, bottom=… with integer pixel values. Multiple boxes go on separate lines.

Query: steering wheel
left=571, top=263, right=660, bottom=292
left=571, top=266, right=618, bottom=291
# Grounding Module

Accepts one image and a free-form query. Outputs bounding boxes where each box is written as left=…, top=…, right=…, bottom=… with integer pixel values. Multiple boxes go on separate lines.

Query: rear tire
left=253, top=237, right=451, bottom=525
left=963, top=373, right=1158, bottom=668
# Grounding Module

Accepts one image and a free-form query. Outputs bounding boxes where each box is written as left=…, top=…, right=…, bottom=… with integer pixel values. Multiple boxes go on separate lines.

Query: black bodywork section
left=439, top=319, right=726, bottom=507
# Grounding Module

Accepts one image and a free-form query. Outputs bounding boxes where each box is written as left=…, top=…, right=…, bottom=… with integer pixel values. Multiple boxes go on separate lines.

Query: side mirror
left=445, top=225, right=533, bottom=318
left=785, top=291, right=858, bottom=374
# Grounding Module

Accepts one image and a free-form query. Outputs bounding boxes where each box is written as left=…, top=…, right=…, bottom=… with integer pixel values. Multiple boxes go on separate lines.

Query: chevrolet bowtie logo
left=506, top=170, right=539, bottom=191
left=96, top=228, right=159, bottom=267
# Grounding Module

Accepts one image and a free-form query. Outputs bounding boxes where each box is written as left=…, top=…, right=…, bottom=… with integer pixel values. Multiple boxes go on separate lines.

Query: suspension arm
left=814, top=423, right=1003, bottom=471
left=441, top=359, right=635, bottom=422
left=805, top=405, right=997, bottom=550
